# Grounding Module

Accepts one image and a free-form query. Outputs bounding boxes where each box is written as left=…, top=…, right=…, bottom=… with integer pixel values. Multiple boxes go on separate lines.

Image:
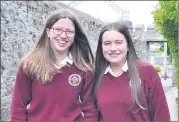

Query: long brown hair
left=92, top=22, right=145, bottom=112
left=18, top=9, right=94, bottom=84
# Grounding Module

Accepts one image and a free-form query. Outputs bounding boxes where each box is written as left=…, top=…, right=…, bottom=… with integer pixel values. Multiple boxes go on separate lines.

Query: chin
left=109, top=61, right=120, bottom=64
left=56, top=46, right=68, bottom=50
left=55, top=47, right=67, bottom=52
left=107, top=59, right=118, bottom=63
left=109, top=59, right=124, bottom=64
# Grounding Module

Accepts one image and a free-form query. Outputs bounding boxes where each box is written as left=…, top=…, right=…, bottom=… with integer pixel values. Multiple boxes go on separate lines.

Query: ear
left=46, top=28, right=50, bottom=37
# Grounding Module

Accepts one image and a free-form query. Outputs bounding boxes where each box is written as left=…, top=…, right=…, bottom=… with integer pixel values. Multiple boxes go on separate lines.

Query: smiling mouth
left=57, top=40, right=68, bottom=44
left=109, top=53, right=120, bottom=56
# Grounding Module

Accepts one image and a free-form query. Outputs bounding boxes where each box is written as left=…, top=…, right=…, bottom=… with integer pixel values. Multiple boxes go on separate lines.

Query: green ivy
left=174, top=57, right=178, bottom=88
left=152, top=0, right=178, bottom=88
left=154, top=65, right=162, bottom=72
left=176, top=96, right=178, bottom=105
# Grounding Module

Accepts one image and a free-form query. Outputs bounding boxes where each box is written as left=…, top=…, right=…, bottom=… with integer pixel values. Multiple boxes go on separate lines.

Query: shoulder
left=136, top=59, right=151, bottom=68
left=17, top=62, right=26, bottom=75
left=136, top=60, right=159, bottom=80
left=17, top=54, right=32, bottom=75
left=136, top=60, right=161, bottom=89
left=14, top=63, right=33, bottom=85
left=136, top=60, right=156, bottom=74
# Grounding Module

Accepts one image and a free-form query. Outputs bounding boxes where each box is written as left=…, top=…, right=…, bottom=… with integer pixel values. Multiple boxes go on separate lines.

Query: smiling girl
left=92, top=22, right=170, bottom=121
left=10, top=9, right=97, bottom=121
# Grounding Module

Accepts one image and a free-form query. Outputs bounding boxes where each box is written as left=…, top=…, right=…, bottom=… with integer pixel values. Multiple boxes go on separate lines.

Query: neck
left=54, top=50, right=69, bottom=64
left=110, top=59, right=126, bottom=76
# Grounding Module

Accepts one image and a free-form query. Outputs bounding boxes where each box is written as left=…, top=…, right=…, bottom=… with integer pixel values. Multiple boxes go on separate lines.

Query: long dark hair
left=19, top=9, right=94, bottom=84
left=92, top=22, right=145, bottom=112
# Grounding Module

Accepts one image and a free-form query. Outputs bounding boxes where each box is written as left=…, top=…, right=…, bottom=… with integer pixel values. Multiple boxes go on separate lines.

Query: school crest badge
left=68, top=74, right=81, bottom=87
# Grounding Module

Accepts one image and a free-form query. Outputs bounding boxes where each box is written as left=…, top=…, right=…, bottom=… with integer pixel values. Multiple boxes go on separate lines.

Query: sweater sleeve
left=80, top=71, right=98, bottom=121
left=147, top=65, right=170, bottom=121
left=10, top=66, right=32, bottom=121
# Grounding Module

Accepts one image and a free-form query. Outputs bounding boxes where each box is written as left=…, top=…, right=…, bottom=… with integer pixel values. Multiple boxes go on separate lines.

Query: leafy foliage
left=154, top=65, right=162, bottom=72
left=152, top=0, right=178, bottom=88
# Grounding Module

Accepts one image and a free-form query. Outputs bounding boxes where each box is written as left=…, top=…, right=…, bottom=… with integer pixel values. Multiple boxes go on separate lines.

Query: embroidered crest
left=129, top=79, right=141, bottom=88
left=68, top=74, right=81, bottom=87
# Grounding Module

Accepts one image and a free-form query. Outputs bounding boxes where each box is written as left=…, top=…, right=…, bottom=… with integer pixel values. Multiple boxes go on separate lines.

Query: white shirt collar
left=104, top=60, right=128, bottom=75
left=54, top=53, right=73, bottom=69
left=60, top=53, right=73, bottom=65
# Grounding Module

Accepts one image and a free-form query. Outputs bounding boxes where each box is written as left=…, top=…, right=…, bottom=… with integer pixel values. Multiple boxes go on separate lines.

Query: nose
left=110, top=43, right=117, bottom=51
left=59, top=31, right=67, bottom=39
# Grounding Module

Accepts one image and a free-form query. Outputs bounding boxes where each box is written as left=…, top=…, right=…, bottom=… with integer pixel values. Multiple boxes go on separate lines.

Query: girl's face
left=47, top=18, right=75, bottom=54
left=102, top=30, right=128, bottom=65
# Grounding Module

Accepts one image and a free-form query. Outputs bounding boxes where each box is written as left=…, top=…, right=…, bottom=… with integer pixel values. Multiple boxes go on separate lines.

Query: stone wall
left=1, top=1, right=148, bottom=121
left=133, top=41, right=148, bottom=60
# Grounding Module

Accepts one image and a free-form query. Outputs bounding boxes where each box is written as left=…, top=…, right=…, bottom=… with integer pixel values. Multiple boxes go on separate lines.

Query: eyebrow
left=103, top=40, right=111, bottom=43
left=52, top=27, right=74, bottom=30
left=115, top=40, right=123, bottom=42
left=103, top=40, right=123, bottom=42
left=65, top=28, right=75, bottom=31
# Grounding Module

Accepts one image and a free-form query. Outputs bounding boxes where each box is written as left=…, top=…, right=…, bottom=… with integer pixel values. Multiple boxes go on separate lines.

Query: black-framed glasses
left=51, top=28, right=75, bottom=38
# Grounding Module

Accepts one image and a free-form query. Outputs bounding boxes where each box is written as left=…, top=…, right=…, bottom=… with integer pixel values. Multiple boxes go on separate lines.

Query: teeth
left=57, top=40, right=67, bottom=44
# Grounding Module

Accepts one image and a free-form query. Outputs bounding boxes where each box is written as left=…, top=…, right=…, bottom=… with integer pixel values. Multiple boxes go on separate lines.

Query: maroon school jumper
left=11, top=64, right=97, bottom=121
left=97, top=60, right=170, bottom=121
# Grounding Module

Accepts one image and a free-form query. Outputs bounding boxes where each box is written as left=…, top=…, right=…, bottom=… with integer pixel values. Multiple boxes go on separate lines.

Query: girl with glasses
left=11, top=9, right=97, bottom=121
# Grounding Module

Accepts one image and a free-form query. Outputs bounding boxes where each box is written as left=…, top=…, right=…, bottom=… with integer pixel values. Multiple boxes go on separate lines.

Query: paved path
left=161, top=78, right=178, bottom=121
left=162, top=78, right=173, bottom=93
left=165, top=87, right=178, bottom=121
